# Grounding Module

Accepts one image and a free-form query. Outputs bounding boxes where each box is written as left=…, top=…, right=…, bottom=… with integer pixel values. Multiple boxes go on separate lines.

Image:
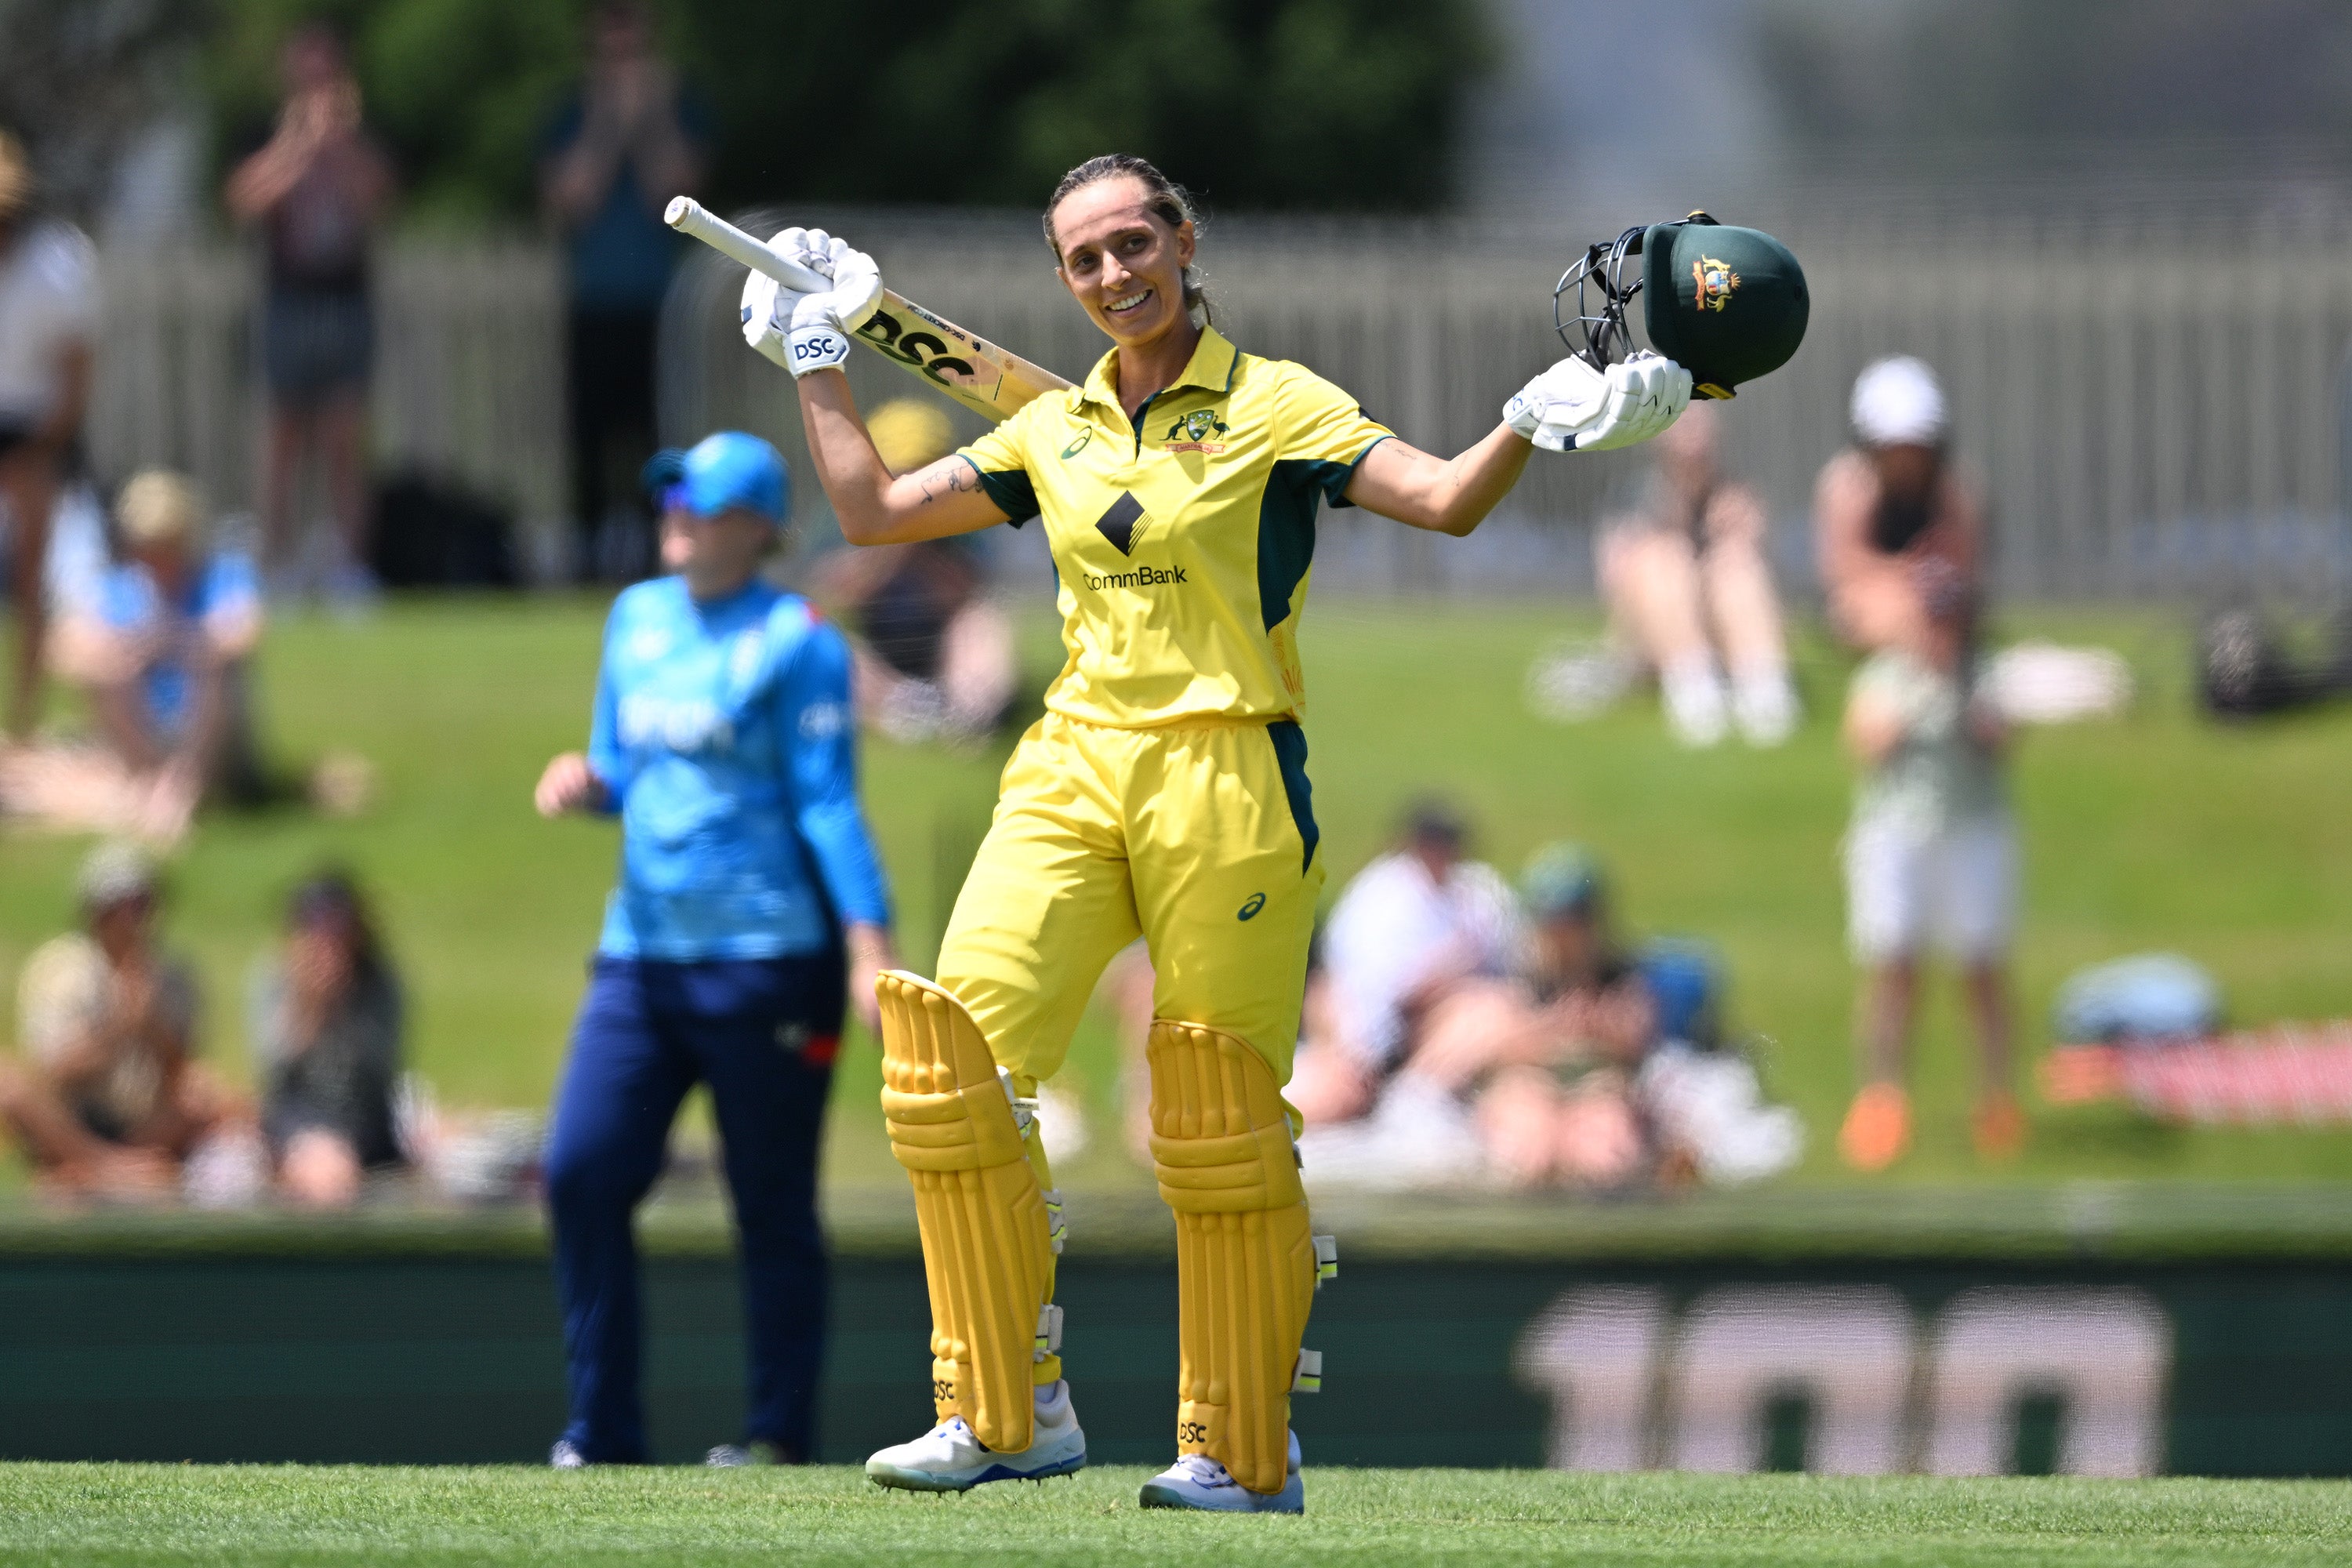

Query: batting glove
left=1504, top=352, right=1693, bottom=452
left=739, top=227, right=885, bottom=377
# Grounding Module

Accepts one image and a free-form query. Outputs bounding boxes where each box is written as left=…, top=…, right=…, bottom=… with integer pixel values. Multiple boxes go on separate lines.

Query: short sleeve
left=96, top=563, right=158, bottom=633
left=1276, top=367, right=1393, bottom=509
left=199, top=552, right=262, bottom=620
left=773, top=616, right=892, bottom=928
left=16, top=936, right=106, bottom=1062
left=584, top=597, right=636, bottom=808
left=956, top=405, right=1043, bottom=526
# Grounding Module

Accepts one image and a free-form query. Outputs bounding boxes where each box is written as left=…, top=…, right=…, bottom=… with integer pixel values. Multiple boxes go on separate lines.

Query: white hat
left=115, top=470, right=204, bottom=547
left=1850, top=355, right=1947, bottom=447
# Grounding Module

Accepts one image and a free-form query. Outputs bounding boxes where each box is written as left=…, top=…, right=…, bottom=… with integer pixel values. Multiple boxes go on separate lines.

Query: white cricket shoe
left=865, top=1380, right=1087, bottom=1492
left=1137, top=1429, right=1303, bottom=1515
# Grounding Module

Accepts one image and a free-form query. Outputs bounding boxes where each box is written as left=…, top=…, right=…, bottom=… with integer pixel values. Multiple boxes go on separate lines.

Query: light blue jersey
left=96, top=549, right=261, bottom=739
left=586, top=576, right=890, bottom=960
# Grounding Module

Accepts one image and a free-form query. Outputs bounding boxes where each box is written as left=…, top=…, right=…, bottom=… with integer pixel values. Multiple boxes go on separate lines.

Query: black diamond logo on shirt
left=1094, top=491, right=1149, bottom=556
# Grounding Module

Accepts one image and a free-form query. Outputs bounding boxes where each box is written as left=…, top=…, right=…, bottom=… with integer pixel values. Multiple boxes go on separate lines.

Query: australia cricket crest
left=1163, top=408, right=1230, bottom=453
left=1692, top=255, right=1740, bottom=313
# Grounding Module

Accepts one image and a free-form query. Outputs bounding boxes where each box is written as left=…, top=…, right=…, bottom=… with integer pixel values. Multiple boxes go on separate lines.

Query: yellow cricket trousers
left=935, top=709, right=1325, bottom=1091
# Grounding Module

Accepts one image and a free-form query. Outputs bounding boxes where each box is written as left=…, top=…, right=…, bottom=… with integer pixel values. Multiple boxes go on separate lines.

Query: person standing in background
left=540, top=2, right=710, bottom=583
left=532, top=432, right=897, bottom=1468
left=1814, top=356, right=1982, bottom=670
left=1836, top=638, right=2021, bottom=1171
left=224, top=22, right=394, bottom=603
left=0, top=129, right=98, bottom=739
left=1595, top=402, right=1798, bottom=746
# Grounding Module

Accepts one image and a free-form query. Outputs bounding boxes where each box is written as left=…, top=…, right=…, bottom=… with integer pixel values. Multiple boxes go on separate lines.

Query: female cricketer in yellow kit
left=744, top=154, right=1690, bottom=1512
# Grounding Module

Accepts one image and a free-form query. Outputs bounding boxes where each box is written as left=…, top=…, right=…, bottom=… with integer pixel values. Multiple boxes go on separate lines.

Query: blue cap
left=681, top=432, right=789, bottom=524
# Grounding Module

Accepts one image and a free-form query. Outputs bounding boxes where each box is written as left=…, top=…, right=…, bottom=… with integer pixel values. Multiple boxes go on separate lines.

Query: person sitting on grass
left=49, top=470, right=266, bottom=834
left=1444, top=844, right=1661, bottom=1190
left=249, top=869, right=405, bottom=1208
left=1285, top=799, right=1523, bottom=1127
left=1338, top=841, right=1659, bottom=1190
left=1594, top=402, right=1798, bottom=747
left=0, top=842, right=239, bottom=1199
left=1837, top=640, right=2022, bottom=1171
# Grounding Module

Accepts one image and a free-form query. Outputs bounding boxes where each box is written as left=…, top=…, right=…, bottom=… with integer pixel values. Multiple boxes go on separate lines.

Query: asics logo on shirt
left=617, top=694, right=734, bottom=753
left=798, top=701, right=848, bottom=739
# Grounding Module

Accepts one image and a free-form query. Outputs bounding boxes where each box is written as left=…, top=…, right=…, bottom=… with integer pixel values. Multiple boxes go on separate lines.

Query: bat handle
left=663, top=196, right=832, bottom=294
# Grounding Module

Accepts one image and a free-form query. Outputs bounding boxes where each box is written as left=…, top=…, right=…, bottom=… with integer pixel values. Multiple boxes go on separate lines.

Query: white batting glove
left=1504, top=352, right=1693, bottom=453
left=739, top=228, right=816, bottom=370
left=738, top=227, right=884, bottom=377
left=782, top=229, right=884, bottom=378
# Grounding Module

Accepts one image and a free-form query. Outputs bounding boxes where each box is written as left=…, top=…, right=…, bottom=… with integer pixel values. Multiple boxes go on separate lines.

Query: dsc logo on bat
left=858, top=309, right=1001, bottom=399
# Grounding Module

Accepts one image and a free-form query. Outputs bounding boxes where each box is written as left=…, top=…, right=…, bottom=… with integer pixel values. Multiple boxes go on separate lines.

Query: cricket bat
left=665, top=197, right=1073, bottom=425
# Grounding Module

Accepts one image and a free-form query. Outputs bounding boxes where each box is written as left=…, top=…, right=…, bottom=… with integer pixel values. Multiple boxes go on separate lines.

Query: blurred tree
left=0, top=0, right=205, bottom=220
left=206, top=0, right=1486, bottom=224
left=206, top=0, right=584, bottom=224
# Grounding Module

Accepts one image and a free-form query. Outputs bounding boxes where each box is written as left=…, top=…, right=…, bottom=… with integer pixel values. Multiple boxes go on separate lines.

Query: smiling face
left=1050, top=176, right=1196, bottom=350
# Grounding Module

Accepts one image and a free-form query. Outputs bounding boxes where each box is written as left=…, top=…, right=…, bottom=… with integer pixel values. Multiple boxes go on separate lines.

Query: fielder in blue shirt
left=534, top=431, right=898, bottom=1467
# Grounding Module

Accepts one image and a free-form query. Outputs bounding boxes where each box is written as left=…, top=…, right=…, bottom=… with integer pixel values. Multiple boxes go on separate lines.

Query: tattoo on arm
left=914, top=457, right=979, bottom=508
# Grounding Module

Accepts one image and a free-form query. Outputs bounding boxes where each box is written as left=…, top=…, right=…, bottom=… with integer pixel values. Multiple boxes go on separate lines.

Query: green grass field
left=3, top=594, right=2349, bottom=1193
left=2, top=1464, right=2346, bottom=1566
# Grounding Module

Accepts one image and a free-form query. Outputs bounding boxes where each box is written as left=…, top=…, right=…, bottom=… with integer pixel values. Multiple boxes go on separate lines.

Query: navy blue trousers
left=545, top=953, right=842, bottom=1462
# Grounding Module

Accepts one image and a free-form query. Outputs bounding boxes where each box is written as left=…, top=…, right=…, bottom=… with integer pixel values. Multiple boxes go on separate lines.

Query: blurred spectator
left=249, top=870, right=404, bottom=1208
left=0, top=843, right=239, bottom=1198
left=224, top=22, right=394, bottom=601
left=49, top=470, right=265, bottom=833
left=1814, top=356, right=1982, bottom=670
left=0, top=129, right=98, bottom=738
left=1838, top=643, right=2022, bottom=1171
left=1286, top=800, right=1521, bottom=1127
left=1289, top=838, right=1802, bottom=1192
left=804, top=399, right=1017, bottom=745
left=1353, top=843, right=1651, bottom=1190
left=540, top=1, right=709, bottom=582
left=1595, top=404, right=1798, bottom=746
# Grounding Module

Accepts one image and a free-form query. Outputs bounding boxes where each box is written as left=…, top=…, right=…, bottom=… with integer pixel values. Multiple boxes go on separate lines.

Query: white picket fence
left=85, top=213, right=2352, bottom=600
left=88, top=241, right=566, bottom=568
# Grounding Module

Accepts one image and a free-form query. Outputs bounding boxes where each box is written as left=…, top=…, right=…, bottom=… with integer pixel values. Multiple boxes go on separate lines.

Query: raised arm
left=1347, top=352, right=1693, bottom=537
left=796, top=370, right=1009, bottom=546
left=1344, top=425, right=1534, bottom=538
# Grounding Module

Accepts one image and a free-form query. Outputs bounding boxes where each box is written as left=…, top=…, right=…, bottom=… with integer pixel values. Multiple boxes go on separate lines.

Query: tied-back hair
left=1044, top=154, right=1211, bottom=327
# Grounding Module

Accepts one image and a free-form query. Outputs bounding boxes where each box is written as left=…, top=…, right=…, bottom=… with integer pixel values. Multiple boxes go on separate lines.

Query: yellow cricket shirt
left=957, top=325, right=1392, bottom=728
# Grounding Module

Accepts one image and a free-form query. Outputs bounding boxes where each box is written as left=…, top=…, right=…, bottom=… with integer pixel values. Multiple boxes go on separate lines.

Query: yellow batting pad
left=877, top=971, right=1057, bottom=1454
left=1147, top=1020, right=1319, bottom=1497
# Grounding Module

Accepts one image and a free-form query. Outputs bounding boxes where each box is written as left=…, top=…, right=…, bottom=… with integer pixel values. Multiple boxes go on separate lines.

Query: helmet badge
left=1693, top=256, right=1740, bottom=312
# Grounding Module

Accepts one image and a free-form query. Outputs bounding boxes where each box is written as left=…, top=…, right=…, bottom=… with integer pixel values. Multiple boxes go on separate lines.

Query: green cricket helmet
left=1555, top=212, right=1809, bottom=399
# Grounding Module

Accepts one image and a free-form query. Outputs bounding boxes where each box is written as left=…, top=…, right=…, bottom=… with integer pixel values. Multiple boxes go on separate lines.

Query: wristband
left=787, top=323, right=853, bottom=377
